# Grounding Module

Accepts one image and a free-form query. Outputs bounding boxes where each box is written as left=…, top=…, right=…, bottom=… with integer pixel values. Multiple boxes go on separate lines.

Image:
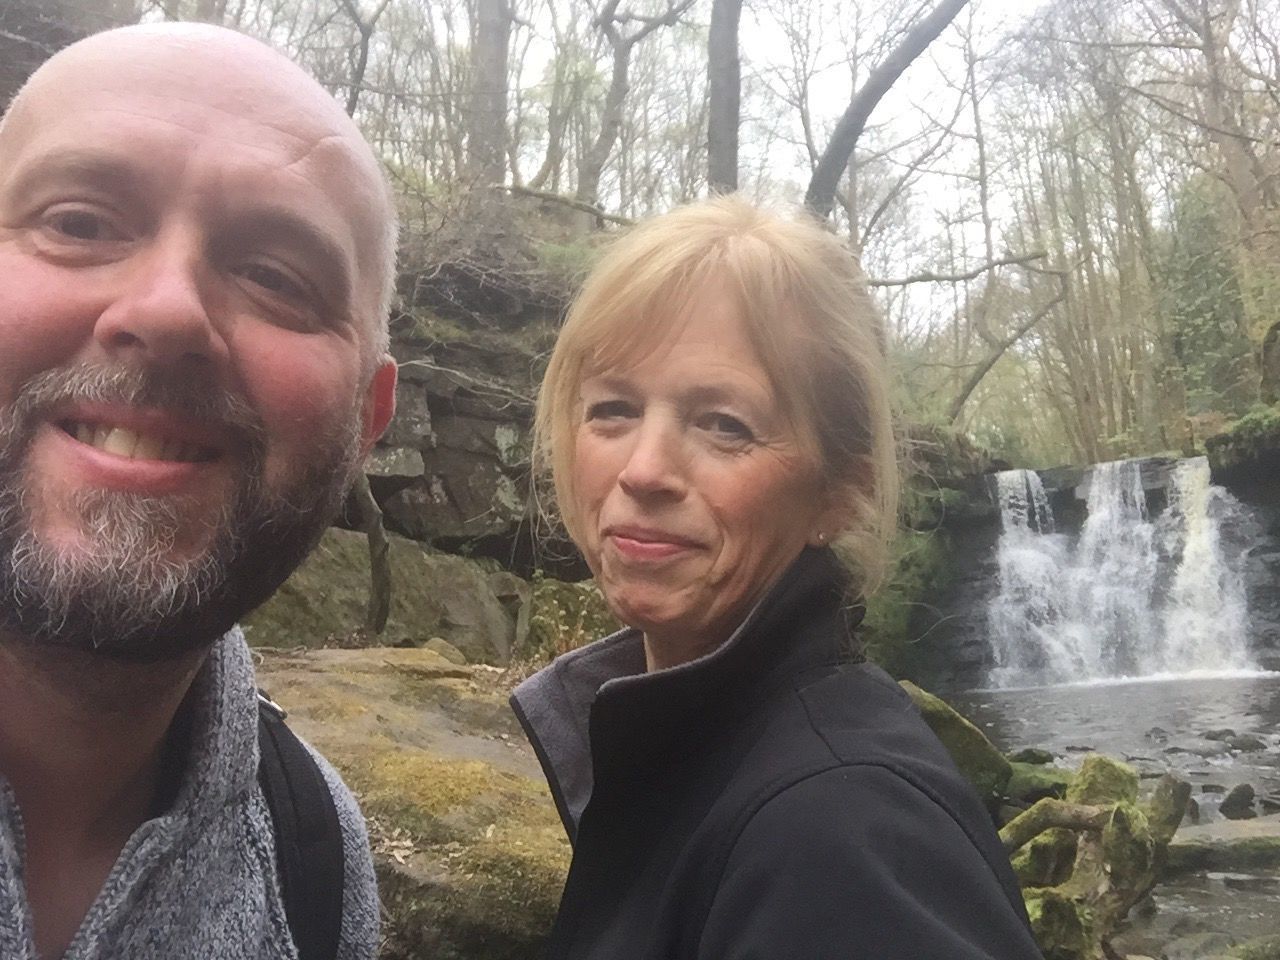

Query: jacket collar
left=512, top=547, right=861, bottom=841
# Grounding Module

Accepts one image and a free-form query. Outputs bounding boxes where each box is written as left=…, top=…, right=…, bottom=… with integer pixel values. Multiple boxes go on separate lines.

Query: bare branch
left=869, top=251, right=1047, bottom=286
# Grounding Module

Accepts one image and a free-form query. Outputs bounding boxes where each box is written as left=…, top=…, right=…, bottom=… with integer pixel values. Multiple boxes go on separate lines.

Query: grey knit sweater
left=0, top=630, right=379, bottom=959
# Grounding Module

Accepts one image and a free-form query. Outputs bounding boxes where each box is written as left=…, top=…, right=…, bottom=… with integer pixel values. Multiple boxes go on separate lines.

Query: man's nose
left=93, top=232, right=228, bottom=371
left=617, top=415, right=687, bottom=500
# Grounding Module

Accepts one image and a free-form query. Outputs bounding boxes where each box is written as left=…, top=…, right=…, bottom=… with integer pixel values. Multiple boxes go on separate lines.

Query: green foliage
left=1205, top=403, right=1280, bottom=472
left=861, top=527, right=956, bottom=678
left=1154, top=178, right=1255, bottom=416
left=533, top=240, right=600, bottom=290
left=523, top=572, right=620, bottom=663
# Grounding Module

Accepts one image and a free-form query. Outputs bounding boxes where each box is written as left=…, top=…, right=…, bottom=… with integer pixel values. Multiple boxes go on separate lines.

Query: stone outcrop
left=369, top=313, right=544, bottom=567
left=244, top=528, right=529, bottom=665
left=256, top=646, right=569, bottom=960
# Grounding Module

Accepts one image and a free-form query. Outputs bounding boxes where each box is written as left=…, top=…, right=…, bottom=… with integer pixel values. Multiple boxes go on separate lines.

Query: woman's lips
left=605, top=527, right=700, bottom=561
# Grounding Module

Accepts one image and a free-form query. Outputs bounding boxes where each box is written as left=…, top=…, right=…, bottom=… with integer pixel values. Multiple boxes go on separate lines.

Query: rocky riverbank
left=256, top=649, right=1280, bottom=960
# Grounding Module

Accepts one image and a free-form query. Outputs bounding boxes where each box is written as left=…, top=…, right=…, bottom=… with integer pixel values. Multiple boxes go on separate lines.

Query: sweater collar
left=512, top=547, right=861, bottom=841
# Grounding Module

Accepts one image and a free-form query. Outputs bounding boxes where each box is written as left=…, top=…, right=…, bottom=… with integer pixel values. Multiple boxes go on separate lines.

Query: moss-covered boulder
left=244, top=528, right=528, bottom=664
left=257, top=646, right=570, bottom=960
left=523, top=572, right=620, bottom=662
left=1008, top=762, right=1074, bottom=804
left=1066, top=754, right=1138, bottom=805
left=898, top=681, right=1012, bottom=809
left=1206, top=404, right=1280, bottom=477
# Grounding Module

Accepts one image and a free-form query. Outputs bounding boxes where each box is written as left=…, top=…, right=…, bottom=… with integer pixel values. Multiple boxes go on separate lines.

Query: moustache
left=0, top=362, right=268, bottom=467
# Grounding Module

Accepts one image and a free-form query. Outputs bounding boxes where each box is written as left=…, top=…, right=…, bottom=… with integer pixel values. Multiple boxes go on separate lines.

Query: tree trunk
left=707, top=0, right=743, bottom=193
left=469, top=0, right=512, bottom=185
left=804, top=0, right=969, bottom=218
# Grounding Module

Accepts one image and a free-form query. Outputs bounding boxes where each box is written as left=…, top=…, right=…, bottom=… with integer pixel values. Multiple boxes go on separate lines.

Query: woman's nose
left=617, top=415, right=687, bottom=500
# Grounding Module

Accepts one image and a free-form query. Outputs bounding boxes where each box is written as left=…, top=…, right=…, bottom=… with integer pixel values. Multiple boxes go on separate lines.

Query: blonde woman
left=512, top=198, right=1041, bottom=959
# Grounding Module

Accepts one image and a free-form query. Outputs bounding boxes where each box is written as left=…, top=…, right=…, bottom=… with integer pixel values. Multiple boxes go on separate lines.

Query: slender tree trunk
left=707, top=0, right=743, bottom=193
left=469, top=0, right=512, bottom=185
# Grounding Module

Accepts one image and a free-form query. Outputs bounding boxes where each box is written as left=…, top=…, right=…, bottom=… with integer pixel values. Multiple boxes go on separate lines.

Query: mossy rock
left=898, top=681, right=1012, bottom=809
left=523, top=572, right=620, bottom=662
left=1205, top=404, right=1280, bottom=474
left=1008, top=762, right=1074, bottom=804
left=1066, top=754, right=1138, bottom=805
left=1167, top=835, right=1280, bottom=873
left=244, top=528, right=527, bottom=665
left=861, top=528, right=961, bottom=678
left=1023, top=890, right=1090, bottom=960
left=257, top=646, right=570, bottom=959
left=1230, top=935, right=1280, bottom=960
left=1011, top=827, right=1077, bottom=887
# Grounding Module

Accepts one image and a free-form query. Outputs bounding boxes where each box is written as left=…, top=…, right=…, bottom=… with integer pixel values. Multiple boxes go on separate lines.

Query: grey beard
left=0, top=363, right=363, bottom=662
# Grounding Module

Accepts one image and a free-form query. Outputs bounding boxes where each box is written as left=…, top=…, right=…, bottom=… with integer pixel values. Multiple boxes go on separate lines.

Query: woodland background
left=7, top=0, right=1280, bottom=474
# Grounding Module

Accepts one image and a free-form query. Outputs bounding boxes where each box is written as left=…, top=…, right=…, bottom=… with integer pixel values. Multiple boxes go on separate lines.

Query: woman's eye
left=44, top=208, right=127, bottom=243
left=585, top=400, right=637, bottom=422
left=699, top=412, right=754, bottom=442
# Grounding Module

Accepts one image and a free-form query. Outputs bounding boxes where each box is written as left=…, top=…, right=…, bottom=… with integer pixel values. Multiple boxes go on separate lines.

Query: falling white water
left=987, top=457, right=1256, bottom=688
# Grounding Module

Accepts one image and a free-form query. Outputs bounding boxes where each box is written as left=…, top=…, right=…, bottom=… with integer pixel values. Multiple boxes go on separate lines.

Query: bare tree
left=707, top=0, right=743, bottom=191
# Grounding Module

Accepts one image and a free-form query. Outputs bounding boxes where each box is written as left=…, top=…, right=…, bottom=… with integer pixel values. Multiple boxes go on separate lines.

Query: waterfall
left=987, top=457, right=1256, bottom=688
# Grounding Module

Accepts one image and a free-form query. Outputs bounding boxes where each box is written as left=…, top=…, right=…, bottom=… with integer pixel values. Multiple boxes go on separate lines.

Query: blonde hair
left=534, top=196, right=898, bottom=594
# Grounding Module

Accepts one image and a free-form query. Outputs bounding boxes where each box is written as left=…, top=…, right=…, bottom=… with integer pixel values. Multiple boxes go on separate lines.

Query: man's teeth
left=69, top=423, right=207, bottom=463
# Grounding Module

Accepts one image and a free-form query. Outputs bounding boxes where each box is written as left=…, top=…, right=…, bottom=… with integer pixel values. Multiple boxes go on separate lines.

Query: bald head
left=1, top=22, right=397, bottom=359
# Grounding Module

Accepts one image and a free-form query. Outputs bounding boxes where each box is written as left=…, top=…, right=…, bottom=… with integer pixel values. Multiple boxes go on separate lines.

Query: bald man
left=0, top=23, right=398, bottom=960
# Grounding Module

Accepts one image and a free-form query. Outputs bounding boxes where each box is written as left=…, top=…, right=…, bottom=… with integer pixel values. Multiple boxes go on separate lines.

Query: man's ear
left=360, top=358, right=398, bottom=455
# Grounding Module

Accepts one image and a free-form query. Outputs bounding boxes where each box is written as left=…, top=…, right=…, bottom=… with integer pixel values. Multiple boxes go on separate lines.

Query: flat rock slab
left=1168, top=813, right=1280, bottom=873
left=257, top=646, right=567, bottom=960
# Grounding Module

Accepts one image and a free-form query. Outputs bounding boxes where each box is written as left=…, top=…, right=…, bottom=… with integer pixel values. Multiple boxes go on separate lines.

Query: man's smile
left=59, top=422, right=219, bottom=464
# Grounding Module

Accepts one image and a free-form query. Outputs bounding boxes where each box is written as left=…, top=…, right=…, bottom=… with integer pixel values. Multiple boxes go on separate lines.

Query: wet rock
left=1147, top=726, right=1170, bottom=743
left=1007, top=761, right=1074, bottom=804
left=1161, top=932, right=1237, bottom=960
left=1065, top=744, right=1095, bottom=753
left=1167, top=813, right=1280, bottom=873
left=1201, top=784, right=1227, bottom=794
left=899, top=681, right=1012, bottom=811
left=1220, top=784, right=1257, bottom=820
left=1185, top=796, right=1200, bottom=824
left=1009, top=747, right=1054, bottom=765
left=1260, top=794, right=1280, bottom=814
left=1227, top=735, right=1267, bottom=753
left=1228, top=934, right=1280, bottom=959
left=1202, top=729, right=1237, bottom=741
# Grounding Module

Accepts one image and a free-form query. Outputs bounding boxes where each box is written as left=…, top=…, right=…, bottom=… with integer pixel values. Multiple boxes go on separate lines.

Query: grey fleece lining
left=511, top=596, right=768, bottom=840
left=0, top=629, right=379, bottom=960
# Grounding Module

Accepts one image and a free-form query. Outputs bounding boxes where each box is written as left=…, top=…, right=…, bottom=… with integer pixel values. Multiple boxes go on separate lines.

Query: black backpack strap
left=257, top=694, right=346, bottom=960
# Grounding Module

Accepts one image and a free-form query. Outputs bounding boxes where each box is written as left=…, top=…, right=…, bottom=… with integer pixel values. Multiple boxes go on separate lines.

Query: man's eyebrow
left=227, top=208, right=354, bottom=305
left=8, top=148, right=148, bottom=200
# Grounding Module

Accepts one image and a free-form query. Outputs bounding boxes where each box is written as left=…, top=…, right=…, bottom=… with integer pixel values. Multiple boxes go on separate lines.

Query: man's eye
left=585, top=400, right=637, bottom=421
left=44, top=208, right=126, bottom=242
left=699, top=412, right=754, bottom=442
left=237, top=262, right=308, bottom=300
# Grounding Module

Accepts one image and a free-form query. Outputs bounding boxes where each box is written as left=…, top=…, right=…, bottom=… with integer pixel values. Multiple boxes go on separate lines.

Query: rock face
left=371, top=317, right=543, bottom=569
left=244, top=528, right=529, bottom=665
left=256, top=646, right=569, bottom=960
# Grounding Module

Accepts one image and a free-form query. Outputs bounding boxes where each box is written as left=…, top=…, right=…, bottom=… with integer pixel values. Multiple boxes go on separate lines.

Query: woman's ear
left=808, top=480, right=861, bottom=547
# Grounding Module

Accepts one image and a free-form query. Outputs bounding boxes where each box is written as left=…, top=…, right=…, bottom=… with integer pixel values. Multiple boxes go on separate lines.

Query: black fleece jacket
left=511, top=548, right=1044, bottom=960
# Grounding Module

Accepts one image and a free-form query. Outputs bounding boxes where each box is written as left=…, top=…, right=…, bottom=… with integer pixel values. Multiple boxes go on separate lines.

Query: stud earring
left=816, top=532, right=827, bottom=544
